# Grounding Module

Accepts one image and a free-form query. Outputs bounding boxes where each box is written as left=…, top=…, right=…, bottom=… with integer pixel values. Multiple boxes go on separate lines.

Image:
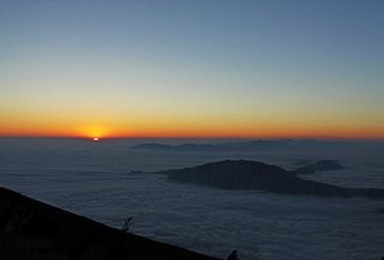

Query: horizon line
left=1, top=135, right=383, bottom=142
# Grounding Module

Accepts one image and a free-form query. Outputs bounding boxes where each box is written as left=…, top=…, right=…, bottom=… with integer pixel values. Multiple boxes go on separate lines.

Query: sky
left=1, top=0, right=383, bottom=139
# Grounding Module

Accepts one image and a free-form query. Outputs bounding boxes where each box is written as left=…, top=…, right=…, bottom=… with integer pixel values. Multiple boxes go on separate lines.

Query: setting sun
left=72, top=125, right=113, bottom=139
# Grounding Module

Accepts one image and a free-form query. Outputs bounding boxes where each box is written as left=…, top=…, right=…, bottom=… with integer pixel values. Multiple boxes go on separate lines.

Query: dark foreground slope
left=161, top=160, right=384, bottom=198
left=0, top=186, right=219, bottom=260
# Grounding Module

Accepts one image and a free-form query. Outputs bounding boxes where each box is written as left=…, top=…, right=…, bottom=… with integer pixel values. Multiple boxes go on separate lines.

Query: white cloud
left=0, top=138, right=383, bottom=259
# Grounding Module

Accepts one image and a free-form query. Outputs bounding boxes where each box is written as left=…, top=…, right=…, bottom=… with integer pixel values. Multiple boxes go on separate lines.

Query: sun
left=75, top=125, right=110, bottom=141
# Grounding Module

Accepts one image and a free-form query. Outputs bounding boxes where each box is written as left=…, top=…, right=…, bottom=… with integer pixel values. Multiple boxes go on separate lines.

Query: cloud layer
left=0, top=138, right=383, bottom=259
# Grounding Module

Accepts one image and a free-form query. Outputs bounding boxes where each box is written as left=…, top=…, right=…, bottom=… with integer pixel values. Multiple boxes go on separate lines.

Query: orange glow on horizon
left=0, top=120, right=384, bottom=140
left=1, top=127, right=384, bottom=140
left=78, top=126, right=110, bottom=139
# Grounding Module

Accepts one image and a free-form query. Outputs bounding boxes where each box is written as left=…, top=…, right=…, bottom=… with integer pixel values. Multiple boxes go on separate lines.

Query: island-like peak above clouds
left=158, top=160, right=384, bottom=199
left=295, top=160, right=346, bottom=175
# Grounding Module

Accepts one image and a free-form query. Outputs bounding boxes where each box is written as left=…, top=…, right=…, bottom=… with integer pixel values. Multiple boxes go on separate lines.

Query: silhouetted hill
left=159, top=160, right=384, bottom=199
left=295, top=160, right=345, bottom=174
left=0, top=186, right=219, bottom=260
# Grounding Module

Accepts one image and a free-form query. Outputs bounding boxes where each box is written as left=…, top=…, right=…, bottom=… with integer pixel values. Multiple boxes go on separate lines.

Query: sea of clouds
left=0, top=138, right=383, bottom=259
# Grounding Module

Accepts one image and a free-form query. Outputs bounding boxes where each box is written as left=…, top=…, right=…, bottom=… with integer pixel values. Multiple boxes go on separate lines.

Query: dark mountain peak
left=161, top=160, right=384, bottom=199
left=163, top=159, right=292, bottom=177
left=295, top=160, right=345, bottom=174
left=205, top=159, right=289, bottom=172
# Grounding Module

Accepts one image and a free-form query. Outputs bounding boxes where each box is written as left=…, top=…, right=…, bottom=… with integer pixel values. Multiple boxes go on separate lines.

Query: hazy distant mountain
left=295, top=160, right=345, bottom=175
left=130, top=143, right=178, bottom=150
left=130, top=143, right=216, bottom=151
left=130, top=139, right=351, bottom=152
left=159, top=160, right=384, bottom=199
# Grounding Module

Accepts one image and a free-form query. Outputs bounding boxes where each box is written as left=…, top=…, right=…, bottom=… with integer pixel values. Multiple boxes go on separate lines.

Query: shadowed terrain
left=0, top=186, right=219, bottom=260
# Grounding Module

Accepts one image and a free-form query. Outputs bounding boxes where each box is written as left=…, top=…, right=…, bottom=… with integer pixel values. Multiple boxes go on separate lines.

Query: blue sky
left=1, top=0, right=383, bottom=138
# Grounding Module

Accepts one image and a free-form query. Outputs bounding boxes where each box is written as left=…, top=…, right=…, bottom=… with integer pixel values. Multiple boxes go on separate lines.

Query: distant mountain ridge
left=158, top=160, right=384, bottom=199
left=130, top=139, right=351, bottom=152
left=131, top=142, right=216, bottom=151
